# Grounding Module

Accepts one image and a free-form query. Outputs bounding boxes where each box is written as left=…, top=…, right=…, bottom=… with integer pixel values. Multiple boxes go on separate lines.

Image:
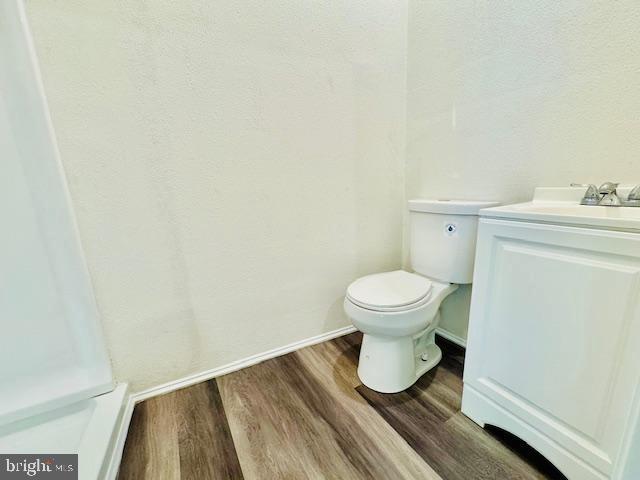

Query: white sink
left=481, top=186, right=640, bottom=232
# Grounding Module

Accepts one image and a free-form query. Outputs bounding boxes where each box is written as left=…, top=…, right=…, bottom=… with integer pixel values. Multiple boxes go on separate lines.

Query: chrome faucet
left=572, top=182, right=623, bottom=206
left=598, top=182, right=622, bottom=206
left=571, top=183, right=600, bottom=205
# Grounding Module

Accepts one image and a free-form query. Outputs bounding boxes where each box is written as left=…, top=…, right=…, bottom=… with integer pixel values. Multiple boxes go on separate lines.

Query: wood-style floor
left=119, top=333, right=565, bottom=480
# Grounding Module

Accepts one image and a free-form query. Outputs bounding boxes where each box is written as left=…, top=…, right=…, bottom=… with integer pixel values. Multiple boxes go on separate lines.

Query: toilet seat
left=346, top=270, right=433, bottom=312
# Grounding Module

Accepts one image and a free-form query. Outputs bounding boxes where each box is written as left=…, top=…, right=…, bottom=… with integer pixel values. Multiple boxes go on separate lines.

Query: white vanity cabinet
left=462, top=210, right=640, bottom=480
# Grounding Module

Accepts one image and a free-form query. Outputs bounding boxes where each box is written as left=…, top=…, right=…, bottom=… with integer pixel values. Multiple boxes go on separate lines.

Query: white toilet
left=344, top=199, right=498, bottom=393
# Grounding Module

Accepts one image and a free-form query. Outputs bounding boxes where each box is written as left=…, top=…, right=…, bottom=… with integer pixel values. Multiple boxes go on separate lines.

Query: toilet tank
left=408, top=199, right=499, bottom=284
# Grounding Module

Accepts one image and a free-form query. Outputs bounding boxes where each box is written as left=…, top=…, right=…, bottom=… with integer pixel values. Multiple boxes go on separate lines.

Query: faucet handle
left=598, top=181, right=619, bottom=195
left=626, top=185, right=640, bottom=206
left=571, top=183, right=600, bottom=205
left=628, top=185, right=640, bottom=201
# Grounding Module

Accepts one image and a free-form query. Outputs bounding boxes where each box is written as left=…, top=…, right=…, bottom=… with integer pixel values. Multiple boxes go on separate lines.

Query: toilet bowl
left=344, top=270, right=457, bottom=393
left=344, top=199, right=498, bottom=393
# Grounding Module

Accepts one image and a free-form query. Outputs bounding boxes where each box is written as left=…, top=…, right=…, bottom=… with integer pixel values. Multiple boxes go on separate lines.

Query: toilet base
left=357, top=327, right=442, bottom=393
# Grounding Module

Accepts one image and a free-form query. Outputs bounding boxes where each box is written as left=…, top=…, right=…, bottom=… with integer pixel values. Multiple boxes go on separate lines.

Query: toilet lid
left=346, top=270, right=432, bottom=310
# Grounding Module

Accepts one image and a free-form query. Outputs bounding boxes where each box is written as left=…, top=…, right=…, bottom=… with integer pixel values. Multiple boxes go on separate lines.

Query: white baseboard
left=132, top=325, right=357, bottom=404
left=436, top=327, right=467, bottom=348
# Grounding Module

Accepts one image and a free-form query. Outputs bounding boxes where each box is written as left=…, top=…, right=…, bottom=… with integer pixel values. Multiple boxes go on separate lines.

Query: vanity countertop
left=480, top=186, right=640, bottom=232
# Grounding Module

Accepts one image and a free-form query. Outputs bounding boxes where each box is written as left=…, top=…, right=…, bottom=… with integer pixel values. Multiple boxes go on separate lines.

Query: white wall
left=24, top=1, right=640, bottom=387
left=25, top=0, right=407, bottom=392
left=407, top=1, right=640, bottom=340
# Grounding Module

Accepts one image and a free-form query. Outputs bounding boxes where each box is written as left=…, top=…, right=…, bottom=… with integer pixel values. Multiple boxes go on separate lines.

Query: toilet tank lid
left=408, top=199, right=500, bottom=215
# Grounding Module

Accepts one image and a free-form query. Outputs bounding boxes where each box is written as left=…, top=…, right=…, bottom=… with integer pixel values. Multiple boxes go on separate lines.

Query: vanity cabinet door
left=463, top=218, right=640, bottom=479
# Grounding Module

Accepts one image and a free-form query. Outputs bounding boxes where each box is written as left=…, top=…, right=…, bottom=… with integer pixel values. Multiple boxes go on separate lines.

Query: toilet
left=344, top=199, right=498, bottom=393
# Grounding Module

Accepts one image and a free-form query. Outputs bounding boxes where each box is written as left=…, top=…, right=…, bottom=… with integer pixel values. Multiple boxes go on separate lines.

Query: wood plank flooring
left=119, top=333, right=565, bottom=479
left=119, top=381, right=243, bottom=479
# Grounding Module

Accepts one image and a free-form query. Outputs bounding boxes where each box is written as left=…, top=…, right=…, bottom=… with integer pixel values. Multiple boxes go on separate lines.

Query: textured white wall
left=24, top=1, right=640, bottom=385
left=407, top=1, right=640, bottom=340
left=26, top=1, right=407, bottom=391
